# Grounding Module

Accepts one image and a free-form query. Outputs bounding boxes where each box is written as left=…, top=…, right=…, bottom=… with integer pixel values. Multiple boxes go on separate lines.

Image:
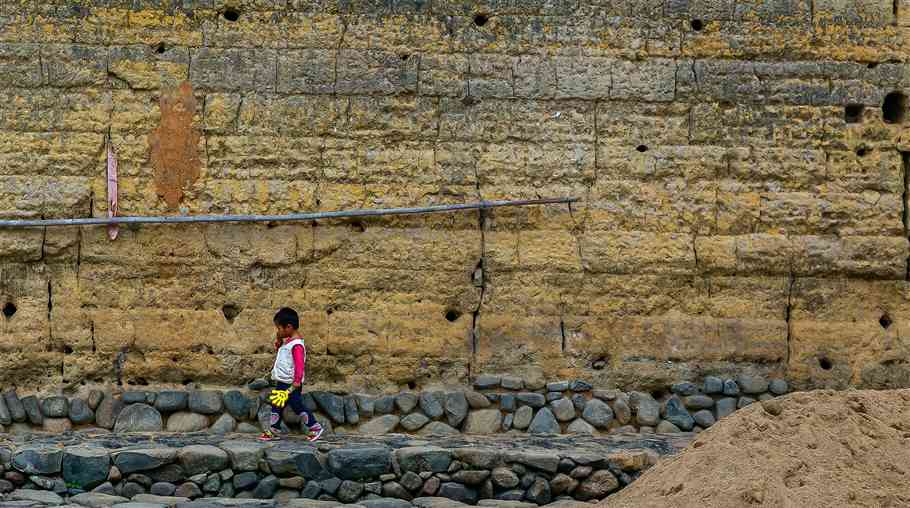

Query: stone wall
left=0, top=0, right=908, bottom=392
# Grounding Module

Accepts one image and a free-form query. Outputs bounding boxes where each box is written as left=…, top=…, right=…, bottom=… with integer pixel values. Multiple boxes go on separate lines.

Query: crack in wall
left=786, top=271, right=795, bottom=367
left=901, top=150, right=909, bottom=280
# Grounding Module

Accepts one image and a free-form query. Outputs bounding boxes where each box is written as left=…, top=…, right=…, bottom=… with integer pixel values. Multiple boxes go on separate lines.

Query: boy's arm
left=291, top=343, right=305, bottom=388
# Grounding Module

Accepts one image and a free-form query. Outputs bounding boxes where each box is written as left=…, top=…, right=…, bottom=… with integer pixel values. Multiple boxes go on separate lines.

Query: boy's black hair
left=274, top=307, right=299, bottom=329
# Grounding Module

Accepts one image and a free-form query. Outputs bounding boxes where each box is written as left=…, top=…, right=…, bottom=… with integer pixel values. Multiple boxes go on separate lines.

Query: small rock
left=113, top=404, right=163, bottom=432
left=500, top=376, right=524, bottom=390
left=662, top=397, right=694, bottom=431
left=737, top=374, right=769, bottom=394
left=546, top=392, right=563, bottom=402
left=420, top=421, right=460, bottom=436
left=337, top=480, right=364, bottom=503
left=526, top=477, right=552, bottom=505
left=188, top=391, right=223, bottom=415
left=176, top=481, right=202, bottom=498
left=223, top=390, right=253, bottom=420
left=581, top=399, right=613, bottom=429
left=123, top=391, right=149, bottom=404
left=656, top=420, right=681, bottom=433
left=512, top=406, right=533, bottom=430
left=500, top=394, right=516, bottom=412
left=41, top=396, right=69, bottom=418
left=177, top=445, right=229, bottom=476
left=438, top=482, right=478, bottom=504
left=92, top=482, right=116, bottom=495
left=374, top=395, right=396, bottom=415
left=62, top=446, right=110, bottom=490
left=570, top=380, right=592, bottom=392
left=253, top=474, right=279, bottom=499
left=445, top=392, right=469, bottom=427
left=569, top=466, right=592, bottom=479
left=247, top=378, right=269, bottom=390
left=419, top=391, right=445, bottom=419
left=574, top=470, right=619, bottom=500
left=151, top=481, right=177, bottom=496
left=365, top=481, right=382, bottom=494
left=359, top=415, right=401, bottom=435
left=716, top=397, right=737, bottom=419
left=122, top=481, right=147, bottom=498
left=516, top=393, right=545, bottom=409
left=87, top=390, right=104, bottom=410
left=302, top=480, right=322, bottom=499
left=769, top=379, right=789, bottom=395
left=611, top=398, right=631, bottom=425
left=549, top=398, right=576, bottom=422
left=279, top=476, right=306, bottom=489
left=474, top=375, right=501, bottom=389
left=693, top=409, right=715, bottom=427
left=43, top=417, right=71, bottom=433
left=321, top=476, right=342, bottom=494
left=629, top=392, right=660, bottom=426
left=492, top=468, right=519, bottom=488
left=670, top=382, right=697, bottom=396
left=464, top=391, right=491, bottom=409
left=209, top=413, right=236, bottom=434
left=69, top=398, right=95, bottom=425
left=738, top=396, right=756, bottom=408
left=422, top=477, right=441, bottom=496
left=12, top=446, right=63, bottom=475
left=21, top=395, right=43, bottom=425
left=683, top=395, right=714, bottom=409
left=503, top=413, right=513, bottom=431
left=382, top=481, right=412, bottom=500
left=344, top=395, right=360, bottom=425
left=452, top=470, right=490, bottom=486
left=401, top=413, right=431, bottom=431
left=462, top=409, right=501, bottom=434
left=396, top=446, right=452, bottom=474
left=722, top=379, right=740, bottom=396
left=566, top=419, right=595, bottom=434
left=550, top=473, right=578, bottom=495
left=327, top=446, right=392, bottom=480
left=528, top=408, right=560, bottom=434
left=154, top=391, right=188, bottom=413
left=571, top=394, right=586, bottom=413
left=233, top=471, right=259, bottom=491
left=704, top=376, right=723, bottom=394
left=237, top=422, right=260, bottom=433
left=396, top=392, right=419, bottom=413
left=203, top=474, right=221, bottom=493
left=401, top=471, right=423, bottom=491
left=546, top=381, right=569, bottom=392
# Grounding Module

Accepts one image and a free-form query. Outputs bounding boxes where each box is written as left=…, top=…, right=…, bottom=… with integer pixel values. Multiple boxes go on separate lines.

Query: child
left=260, top=307, right=324, bottom=442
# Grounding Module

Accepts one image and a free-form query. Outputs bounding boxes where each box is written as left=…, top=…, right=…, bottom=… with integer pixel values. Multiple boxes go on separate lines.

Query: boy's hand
left=292, top=383, right=301, bottom=392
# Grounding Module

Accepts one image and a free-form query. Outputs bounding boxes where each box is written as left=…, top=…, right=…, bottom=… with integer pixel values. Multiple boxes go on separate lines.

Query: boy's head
left=273, top=307, right=299, bottom=338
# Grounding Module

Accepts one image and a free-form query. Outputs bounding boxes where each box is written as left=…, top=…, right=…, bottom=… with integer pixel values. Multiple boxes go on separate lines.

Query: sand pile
left=603, top=389, right=910, bottom=507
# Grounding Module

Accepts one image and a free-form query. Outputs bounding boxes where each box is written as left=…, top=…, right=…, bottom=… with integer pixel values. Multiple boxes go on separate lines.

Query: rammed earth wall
left=0, top=0, right=908, bottom=392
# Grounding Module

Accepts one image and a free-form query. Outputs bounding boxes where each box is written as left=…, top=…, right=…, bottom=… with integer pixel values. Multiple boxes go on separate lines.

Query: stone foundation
left=0, top=432, right=689, bottom=507
left=0, top=374, right=788, bottom=437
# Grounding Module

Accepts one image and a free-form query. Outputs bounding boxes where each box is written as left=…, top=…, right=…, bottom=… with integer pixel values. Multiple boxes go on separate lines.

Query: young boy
left=260, top=307, right=324, bottom=442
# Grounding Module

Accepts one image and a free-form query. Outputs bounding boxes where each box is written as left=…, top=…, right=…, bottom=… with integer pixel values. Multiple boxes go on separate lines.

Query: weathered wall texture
left=0, top=0, right=909, bottom=393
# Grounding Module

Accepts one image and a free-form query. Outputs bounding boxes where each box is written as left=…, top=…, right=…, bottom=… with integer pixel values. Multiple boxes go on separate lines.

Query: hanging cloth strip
left=106, top=138, right=119, bottom=240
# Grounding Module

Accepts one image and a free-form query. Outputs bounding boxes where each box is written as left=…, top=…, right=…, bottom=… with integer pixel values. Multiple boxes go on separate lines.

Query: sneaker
left=258, top=430, right=280, bottom=442
left=306, top=424, right=324, bottom=442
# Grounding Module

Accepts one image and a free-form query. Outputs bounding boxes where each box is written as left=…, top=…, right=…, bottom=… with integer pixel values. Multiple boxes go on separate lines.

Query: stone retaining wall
left=0, top=374, right=788, bottom=436
left=0, top=437, right=663, bottom=506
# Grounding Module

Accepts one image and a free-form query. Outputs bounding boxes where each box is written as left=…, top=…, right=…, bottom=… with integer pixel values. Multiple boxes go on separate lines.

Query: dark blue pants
left=269, top=382, right=317, bottom=430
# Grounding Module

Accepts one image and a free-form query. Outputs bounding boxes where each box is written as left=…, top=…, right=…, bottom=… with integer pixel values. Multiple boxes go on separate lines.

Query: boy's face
left=274, top=323, right=295, bottom=339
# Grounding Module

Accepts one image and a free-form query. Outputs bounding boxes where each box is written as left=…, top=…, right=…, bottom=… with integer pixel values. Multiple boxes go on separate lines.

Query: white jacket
left=271, top=338, right=305, bottom=384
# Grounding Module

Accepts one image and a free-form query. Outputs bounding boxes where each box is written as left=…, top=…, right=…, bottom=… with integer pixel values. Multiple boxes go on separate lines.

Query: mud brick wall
left=0, top=0, right=908, bottom=393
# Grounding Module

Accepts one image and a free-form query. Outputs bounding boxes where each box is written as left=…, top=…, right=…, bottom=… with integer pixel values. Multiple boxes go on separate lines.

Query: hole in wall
left=2, top=302, right=16, bottom=319
left=844, top=104, right=864, bottom=123
left=473, top=13, right=489, bottom=26
left=222, top=8, right=240, bottom=22
left=882, top=92, right=907, bottom=124
left=407, top=381, right=417, bottom=390
left=63, top=344, right=73, bottom=354
left=154, top=42, right=166, bottom=54
left=326, top=307, right=334, bottom=316
left=445, top=309, right=462, bottom=322
left=819, top=357, right=833, bottom=370
left=128, top=378, right=149, bottom=386
left=350, top=221, right=366, bottom=233
left=880, top=313, right=893, bottom=329
left=182, top=378, right=195, bottom=386
left=650, top=389, right=667, bottom=400
left=856, top=146, right=870, bottom=157
left=592, top=357, right=608, bottom=370
left=690, top=19, right=704, bottom=31
left=400, top=54, right=411, bottom=61
left=222, top=304, right=241, bottom=323
left=868, top=62, right=879, bottom=69
left=636, top=144, right=648, bottom=153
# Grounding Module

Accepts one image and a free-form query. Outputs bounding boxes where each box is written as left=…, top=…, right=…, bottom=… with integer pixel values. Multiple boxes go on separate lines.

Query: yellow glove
left=269, top=389, right=290, bottom=408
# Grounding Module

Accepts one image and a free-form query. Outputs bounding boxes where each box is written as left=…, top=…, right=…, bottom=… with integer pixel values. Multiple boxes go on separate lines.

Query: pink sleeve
left=292, top=344, right=305, bottom=385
